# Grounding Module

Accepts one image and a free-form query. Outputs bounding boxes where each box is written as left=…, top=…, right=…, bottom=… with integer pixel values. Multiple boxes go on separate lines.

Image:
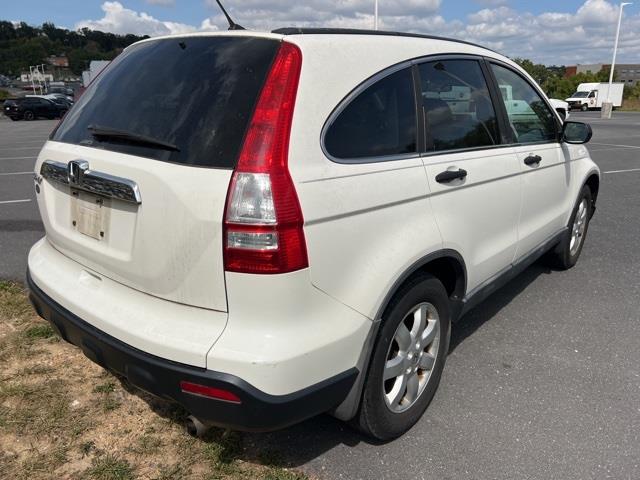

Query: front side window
left=419, top=59, right=499, bottom=153
left=324, top=67, right=417, bottom=160
left=490, top=63, right=557, bottom=144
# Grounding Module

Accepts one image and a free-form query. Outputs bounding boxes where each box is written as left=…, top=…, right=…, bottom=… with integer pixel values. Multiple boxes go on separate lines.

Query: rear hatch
left=35, top=35, right=280, bottom=311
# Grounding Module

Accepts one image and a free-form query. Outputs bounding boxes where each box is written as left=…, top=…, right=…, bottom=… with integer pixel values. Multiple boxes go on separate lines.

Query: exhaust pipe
left=185, top=415, right=210, bottom=438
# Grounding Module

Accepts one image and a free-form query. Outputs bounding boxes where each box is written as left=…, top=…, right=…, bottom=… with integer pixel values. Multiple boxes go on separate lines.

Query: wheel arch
left=584, top=172, right=600, bottom=216
left=331, top=249, right=467, bottom=422
left=375, top=249, right=467, bottom=323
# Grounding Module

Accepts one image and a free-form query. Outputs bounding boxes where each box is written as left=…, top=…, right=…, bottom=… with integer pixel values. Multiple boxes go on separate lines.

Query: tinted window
left=490, top=63, right=557, bottom=144
left=52, top=37, right=279, bottom=168
left=419, top=60, right=499, bottom=152
left=325, top=68, right=417, bottom=159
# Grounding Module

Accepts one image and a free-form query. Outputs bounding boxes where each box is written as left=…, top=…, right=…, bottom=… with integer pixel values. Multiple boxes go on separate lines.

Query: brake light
left=223, top=42, right=308, bottom=274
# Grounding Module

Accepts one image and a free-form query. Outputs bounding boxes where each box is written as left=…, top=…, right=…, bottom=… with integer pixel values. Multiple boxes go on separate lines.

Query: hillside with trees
left=0, top=20, right=147, bottom=78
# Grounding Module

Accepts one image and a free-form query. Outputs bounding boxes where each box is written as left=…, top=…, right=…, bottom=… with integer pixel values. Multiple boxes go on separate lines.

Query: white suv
left=27, top=29, right=600, bottom=440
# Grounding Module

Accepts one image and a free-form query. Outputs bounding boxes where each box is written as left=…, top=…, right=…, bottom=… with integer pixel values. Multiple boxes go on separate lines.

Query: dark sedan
left=3, top=97, right=67, bottom=121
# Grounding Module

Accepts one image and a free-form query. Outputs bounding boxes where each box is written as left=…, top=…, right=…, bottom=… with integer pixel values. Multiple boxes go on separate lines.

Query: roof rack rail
left=271, top=27, right=496, bottom=54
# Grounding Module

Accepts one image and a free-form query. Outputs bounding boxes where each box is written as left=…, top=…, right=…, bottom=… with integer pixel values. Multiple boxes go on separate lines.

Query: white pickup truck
left=566, top=82, right=624, bottom=111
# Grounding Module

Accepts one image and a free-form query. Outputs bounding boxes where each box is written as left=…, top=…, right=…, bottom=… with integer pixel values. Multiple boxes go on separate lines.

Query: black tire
left=356, top=274, right=451, bottom=440
left=581, top=104, right=588, bottom=112
left=23, top=110, right=35, bottom=121
left=548, top=185, right=593, bottom=270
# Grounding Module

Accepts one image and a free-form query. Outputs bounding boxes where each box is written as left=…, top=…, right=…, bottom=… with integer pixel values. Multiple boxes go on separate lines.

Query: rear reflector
left=179, top=381, right=241, bottom=404
left=223, top=41, right=308, bottom=274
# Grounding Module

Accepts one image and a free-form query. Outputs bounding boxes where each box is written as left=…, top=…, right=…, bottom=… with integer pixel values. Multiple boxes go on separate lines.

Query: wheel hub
left=382, top=302, right=441, bottom=413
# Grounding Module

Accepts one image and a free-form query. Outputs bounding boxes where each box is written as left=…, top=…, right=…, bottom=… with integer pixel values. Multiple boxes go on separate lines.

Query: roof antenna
left=214, top=0, right=245, bottom=30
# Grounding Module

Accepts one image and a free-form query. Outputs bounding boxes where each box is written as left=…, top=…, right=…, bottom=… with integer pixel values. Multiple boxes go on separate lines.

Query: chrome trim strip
left=40, top=160, right=142, bottom=204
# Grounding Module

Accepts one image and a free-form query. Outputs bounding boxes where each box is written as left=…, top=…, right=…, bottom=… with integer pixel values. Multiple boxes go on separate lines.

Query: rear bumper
left=27, top=270, right=358, bottom=431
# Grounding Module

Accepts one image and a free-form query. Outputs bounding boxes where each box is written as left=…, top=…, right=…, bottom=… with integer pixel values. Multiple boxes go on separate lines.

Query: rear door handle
left=524, top=155, right=542, bottom=166
left=436, top=168, right=467, bottom=184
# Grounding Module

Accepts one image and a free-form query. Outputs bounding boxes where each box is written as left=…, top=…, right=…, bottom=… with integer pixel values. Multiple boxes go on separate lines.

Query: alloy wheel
left=383, top=302, right=440, bottom=413
left=570, top=198, right=588, bottom=256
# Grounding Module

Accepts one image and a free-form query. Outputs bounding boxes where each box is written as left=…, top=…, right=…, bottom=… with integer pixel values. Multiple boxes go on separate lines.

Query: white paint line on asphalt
left=0, top=156, right=37, bottom=160
left=0, top=199, right=31, bottom=205
left=588, top=146, right=640, bottom=152
left=0, top=171, right=32, bottom=176
left=604, top=168, right=640, bottom=174
left=591, top=142, right=640, bottom=149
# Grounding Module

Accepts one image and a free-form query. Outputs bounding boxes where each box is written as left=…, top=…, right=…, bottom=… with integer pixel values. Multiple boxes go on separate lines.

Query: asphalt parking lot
left=1, top=112, right=639, bottom=479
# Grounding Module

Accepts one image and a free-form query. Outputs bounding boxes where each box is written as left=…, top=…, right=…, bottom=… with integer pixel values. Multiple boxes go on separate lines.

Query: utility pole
left=29, top=66, right=36, bottom=94
left=374, top=0, right=379, bottom=30
left=603, top=2, right=632, bottom=118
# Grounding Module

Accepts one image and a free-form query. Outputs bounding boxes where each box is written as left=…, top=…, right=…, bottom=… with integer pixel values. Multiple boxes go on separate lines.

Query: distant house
left=47, top=55, right=70, bottom=68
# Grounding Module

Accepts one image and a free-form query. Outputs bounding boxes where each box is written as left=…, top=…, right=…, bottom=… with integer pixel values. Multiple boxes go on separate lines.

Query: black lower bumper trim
left=27, top=270, right=358, bottom=431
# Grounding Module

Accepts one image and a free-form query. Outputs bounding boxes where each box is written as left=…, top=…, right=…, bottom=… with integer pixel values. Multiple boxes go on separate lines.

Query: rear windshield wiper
left=88, top=125, right=180, bottom=152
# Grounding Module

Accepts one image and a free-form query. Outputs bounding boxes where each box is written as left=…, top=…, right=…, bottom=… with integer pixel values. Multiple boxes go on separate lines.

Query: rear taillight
left=223, top=42, right=308, bottom=274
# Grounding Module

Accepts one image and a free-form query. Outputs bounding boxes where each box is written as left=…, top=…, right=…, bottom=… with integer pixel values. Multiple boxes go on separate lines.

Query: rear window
left=52, top=36, right=279, bottom=168
left=324, top=67, right=417, bottom=160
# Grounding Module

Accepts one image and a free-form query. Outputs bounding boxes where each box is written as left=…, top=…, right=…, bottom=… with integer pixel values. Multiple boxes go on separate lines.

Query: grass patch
left=152, top=464, right=190, bottom=480
left=19, top=364, right=55, bottom=376
left=80, top=440, right=96, bottom=457
left=200, top=430, right=244, bottom=476
left=0, top=283, right=310, bottom=479
left=23, top=324, right=57, bottom=341
left=93, top=381, right=116, bottom=394
left=263, top=470, right=309, bottom=480
left=101, top=395, right=121, bottom=412
left=0, top=377, right=89, bottom=437
left=93, top=380, right=121, bottom=412
left=134, top=433, right=162, bottom=455
left=0, top=281, right=33, bottom=322
left=86, top=454, right=135, bottom=480
left=19, top=445, right=70, bottom=479
left=620, top=98, right=640, bottom=111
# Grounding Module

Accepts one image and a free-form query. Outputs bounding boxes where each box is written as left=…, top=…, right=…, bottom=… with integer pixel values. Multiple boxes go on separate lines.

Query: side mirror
left=562, top=121, right=592, bottom=144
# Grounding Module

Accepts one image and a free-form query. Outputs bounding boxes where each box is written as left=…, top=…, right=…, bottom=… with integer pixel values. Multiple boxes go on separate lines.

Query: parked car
left=27, top=29, right=600, bottom=440
left=4, top=96, right=67, bottom=121
left=44, top=93, right=74, bottom=106
left=27, top=94, right=73, bottom=111
left=499, top=84, right=569, bottom=122
left=48, top=84, right=75, bottom=102
left=549, top=98, right=570, bottom=121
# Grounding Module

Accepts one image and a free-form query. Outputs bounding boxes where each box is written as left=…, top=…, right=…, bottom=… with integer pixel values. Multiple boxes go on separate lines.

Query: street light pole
left=374, top=0, right=379, bottom=30
left=602, top=2, right=632, bottom=118
left=608, top=2, right=632, bottom=102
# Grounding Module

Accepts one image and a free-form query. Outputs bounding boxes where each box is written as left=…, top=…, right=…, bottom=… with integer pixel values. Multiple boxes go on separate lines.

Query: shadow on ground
left=117, top=260, right=555, bottom=469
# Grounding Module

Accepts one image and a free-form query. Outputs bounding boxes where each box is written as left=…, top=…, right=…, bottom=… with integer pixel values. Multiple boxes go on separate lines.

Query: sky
left=3, top=0, right=640, bottom=65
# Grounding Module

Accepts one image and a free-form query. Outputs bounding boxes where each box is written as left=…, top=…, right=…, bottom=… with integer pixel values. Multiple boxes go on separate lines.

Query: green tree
left=0, top=19, right=147, bottom=78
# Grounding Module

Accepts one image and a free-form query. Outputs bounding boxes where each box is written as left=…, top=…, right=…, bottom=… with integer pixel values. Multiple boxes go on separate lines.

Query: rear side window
left=52, top=37, right=279, bottom=168
left=419, top=59, right=499, bottom=153
left=324, top=68, right=417, bottom=160
left=490, top=63, right=557, bottom=144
